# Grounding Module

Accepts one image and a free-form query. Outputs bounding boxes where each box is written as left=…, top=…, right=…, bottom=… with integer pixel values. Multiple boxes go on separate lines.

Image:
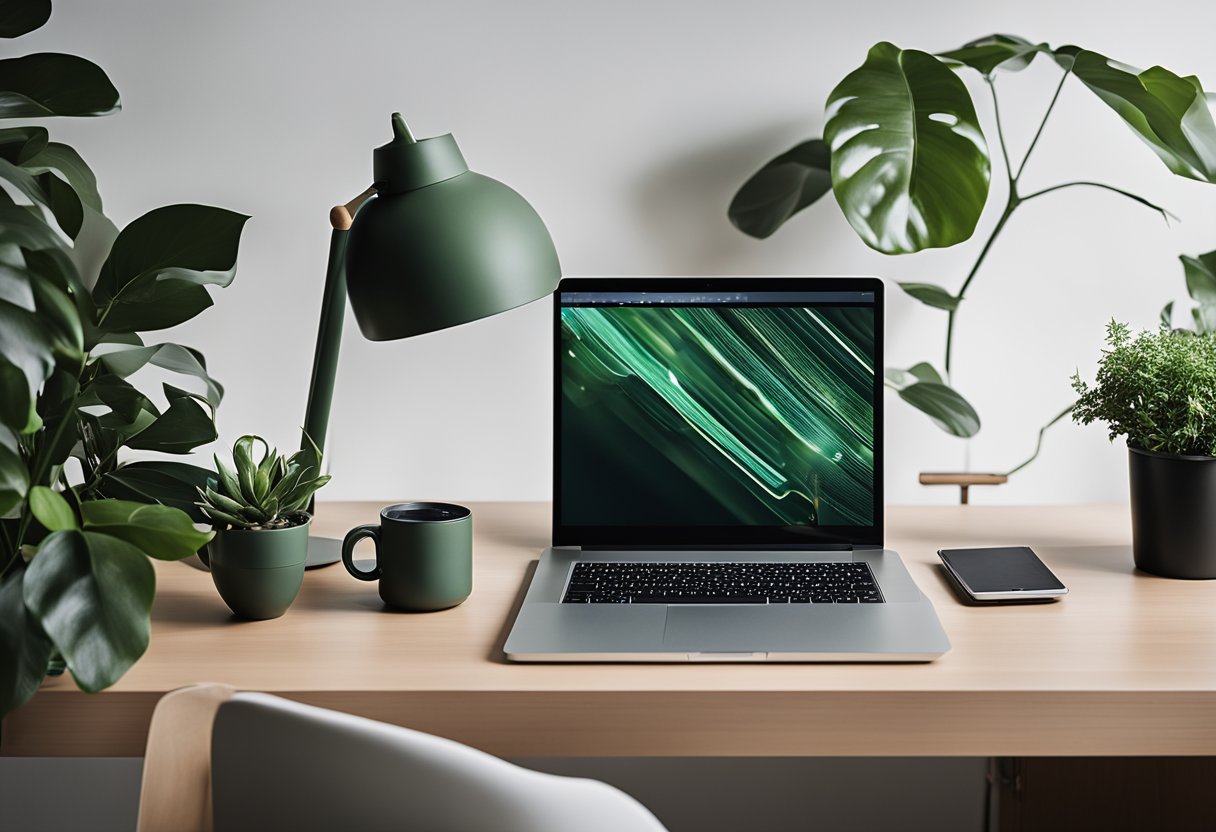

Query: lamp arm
left=300, top=187, right=378, bottom=461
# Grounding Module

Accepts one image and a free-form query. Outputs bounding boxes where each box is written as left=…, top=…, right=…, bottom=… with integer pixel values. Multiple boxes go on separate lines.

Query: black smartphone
left=937, top=547, right=1067, bottom=603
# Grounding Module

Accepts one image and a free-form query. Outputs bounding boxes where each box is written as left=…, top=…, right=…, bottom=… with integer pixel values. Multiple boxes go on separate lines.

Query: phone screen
left=938, top=547, right=1066, bottom=596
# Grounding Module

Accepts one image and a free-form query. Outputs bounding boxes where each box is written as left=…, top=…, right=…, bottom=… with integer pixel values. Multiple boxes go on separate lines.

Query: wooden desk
left=4, top=502, right=1216, bottom=758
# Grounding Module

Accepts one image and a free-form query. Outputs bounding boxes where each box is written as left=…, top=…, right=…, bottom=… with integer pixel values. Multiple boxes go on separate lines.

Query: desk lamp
left=300, top=113, right=561, bottom=565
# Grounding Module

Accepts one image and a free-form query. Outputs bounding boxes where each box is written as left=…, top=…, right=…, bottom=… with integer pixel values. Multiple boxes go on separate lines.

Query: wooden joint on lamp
left=329, top=186, right=378, bottom=230
left=918, top=472, right=1009, bottom=505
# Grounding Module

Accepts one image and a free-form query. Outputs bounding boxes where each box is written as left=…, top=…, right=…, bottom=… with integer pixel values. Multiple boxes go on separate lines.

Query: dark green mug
left=342, top=502, right=472, bottom=611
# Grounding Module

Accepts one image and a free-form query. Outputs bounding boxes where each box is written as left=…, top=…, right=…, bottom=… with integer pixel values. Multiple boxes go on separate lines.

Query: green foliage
left=0, top=0, right=243, bottom=719
left=1163, top=248, right=1216, bottom=335
left=884, top=363, right=980, bottom=438
left=824, top=42, right=991, bottom=253
left=727, top=139, right=830, bottom=239
left=1072, top=322, right=1216, bottom=457
left=729, top=33, right=1216, bottom=459
left=198, top=436, right=330, bottom=530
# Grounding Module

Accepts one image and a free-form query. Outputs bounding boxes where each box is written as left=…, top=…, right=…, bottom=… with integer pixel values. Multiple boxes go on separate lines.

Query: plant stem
left=945, top=197, right=1016, bottom=378
left=944, top=68, right=1069, bottom=379
left=986, top=77, right=1014, bottom=186
left=1020, top=180, right=1176, bottom=222
left=0, top=521, right=15, bottom=576
left=1015, top=69, right=1069, bottom=180
left=1002, top=403, right=1075, bottom=476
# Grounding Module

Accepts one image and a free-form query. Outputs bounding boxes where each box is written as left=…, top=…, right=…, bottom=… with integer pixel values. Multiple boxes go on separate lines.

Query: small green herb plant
left=1071, top=322, right=1216, bottom=457
left=198, top=436, right=331, bottom=530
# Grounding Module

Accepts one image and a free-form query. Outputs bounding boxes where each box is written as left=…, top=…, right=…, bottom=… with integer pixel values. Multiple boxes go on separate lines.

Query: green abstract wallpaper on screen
left=560, top=304, right=875, bottom=527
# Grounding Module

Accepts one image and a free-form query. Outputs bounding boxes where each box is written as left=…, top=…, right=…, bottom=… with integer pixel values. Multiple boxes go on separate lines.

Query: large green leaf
left=123, top=387, right=216, bottom=453
left=0, top=157, right=48, bottom=210
left=1057, top=47, right=1216, bottom=183
left=0, top=126, right=48, bottom=163
left=101, top=461, right=217, bottom=523
left=0, top=570, right=54, bottom=719
left=0, top=423, right=28, bottom=517
left=80, top=499, right=212, bottom=561
left=0, top=279, right=55, bottom=433
left=0, top=201, right=66, bottom=252
left=32, top=368, right=81, bottom=473
left=28, top=485, right=77, bottom=532
left=897, top=282, right=959, bottom=311
left=884, top=362, right=980, bottom=437
left=0, top=154, right=83, bottom=238
left=21, top=143, right=102, bottom=212
left=728, top=139, right=832, bottom=239
left=23, top=529, right=154, bottom=693
left=84, top=376, right=156, bottom=436
left=1182, top=251, right=1216, bottom=333
left=938, top=34, right=1047, bottom=76
left=0, top=262, right=34, bottom=311
left=28, top=268, right=84, bottom=363
left=34, top=170, right=83, bottom=238
left=0, top=53, right=120, bottom=119
left=95, top=342, right=223, bottom=407
left=93, top=204, right=248, bottom=333
left=0, top=0, right=50, bottom=38
left=1181, top=249, right=1216, bottom=305
left=824, top=42, right=991, bottom=253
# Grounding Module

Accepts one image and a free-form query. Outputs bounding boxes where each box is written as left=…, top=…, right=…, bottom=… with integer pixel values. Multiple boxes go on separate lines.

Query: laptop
left=504, top=276, right=950, bottom=662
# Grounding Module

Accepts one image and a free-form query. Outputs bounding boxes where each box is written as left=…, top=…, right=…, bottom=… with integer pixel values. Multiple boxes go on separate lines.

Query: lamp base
left=305, top=535, right=343, bottom=568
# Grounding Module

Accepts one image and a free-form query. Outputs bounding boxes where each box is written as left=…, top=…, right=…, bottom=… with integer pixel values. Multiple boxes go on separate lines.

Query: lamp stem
left=300, top=227, right=350, bottom=463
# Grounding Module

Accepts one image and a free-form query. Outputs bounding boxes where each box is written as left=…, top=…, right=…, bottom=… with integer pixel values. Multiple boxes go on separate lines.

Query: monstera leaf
left=0, top=274, right=55, bottom=433
left=938, top=34, right=1047, bottom=76
left=0, top=0, right=50, bottom=38
left=95, top=342, right=223, bottom=407
left=1180, top=249, right=1216, bottom=333
left=0, top=424, right=27, bottom=516
left=1058, top=47, right=1216, bottom=183
left=79, top=499, right=212, bottom=560
left=0, top=570, right=53, bottom=718
left=93, top=205, right=249, bottom=333
left=23, top=529, right=155, bottom=693
left=0, top=53, right=120, bottom=119
left=0, top=125, right=47, bottom=163
left=123, top=385, right=217, bottom=453
left=884, top=362, right=980, bottom=437
left=728, top=139, right=833, bottom=238
left=20, top=143, right=101, bottom=212
left=824, top=42, right=991, bottom=253
left=897, top=282, right=959, bottom=311
left=102, top=461, right=217, bottom=523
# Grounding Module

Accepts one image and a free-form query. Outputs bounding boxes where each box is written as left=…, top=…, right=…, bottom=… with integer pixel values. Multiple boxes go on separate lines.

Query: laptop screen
left=553, top=277, right=883, bottom=548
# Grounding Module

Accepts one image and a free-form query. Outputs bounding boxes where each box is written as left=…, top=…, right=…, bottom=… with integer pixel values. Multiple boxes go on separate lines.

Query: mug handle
left=342, top=524, right=382, bottom=581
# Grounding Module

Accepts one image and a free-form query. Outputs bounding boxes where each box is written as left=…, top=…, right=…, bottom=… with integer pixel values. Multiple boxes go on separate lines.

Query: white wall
left=23, top=0, right=1216, bottom=505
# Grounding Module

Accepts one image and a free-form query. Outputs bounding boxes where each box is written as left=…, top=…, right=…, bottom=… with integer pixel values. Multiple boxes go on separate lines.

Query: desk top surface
left=44, top=501, right=1216, bottom=695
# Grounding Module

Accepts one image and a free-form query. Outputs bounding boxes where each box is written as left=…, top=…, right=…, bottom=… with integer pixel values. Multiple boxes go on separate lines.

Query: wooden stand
left=919, top=472, right=1008, bottom=504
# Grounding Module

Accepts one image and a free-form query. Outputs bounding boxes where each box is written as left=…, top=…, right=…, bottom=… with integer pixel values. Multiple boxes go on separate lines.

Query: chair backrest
left=137, top=683, right=234, bottom=832
left=139, top=685, right=666, bottom=832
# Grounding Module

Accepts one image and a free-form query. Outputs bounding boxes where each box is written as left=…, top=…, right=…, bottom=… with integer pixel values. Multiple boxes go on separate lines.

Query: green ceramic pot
left=207, top=516, right=310, bottom=620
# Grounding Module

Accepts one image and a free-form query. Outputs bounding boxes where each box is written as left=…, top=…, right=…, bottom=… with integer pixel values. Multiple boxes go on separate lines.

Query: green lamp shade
left=345, top=120, right=562, bottom=341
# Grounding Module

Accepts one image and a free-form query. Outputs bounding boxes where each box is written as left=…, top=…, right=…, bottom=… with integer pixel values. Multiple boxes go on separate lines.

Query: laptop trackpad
left=664, top=606, right=794, bottom=652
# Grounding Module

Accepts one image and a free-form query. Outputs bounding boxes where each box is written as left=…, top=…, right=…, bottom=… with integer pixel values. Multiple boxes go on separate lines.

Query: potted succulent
left=198, top=436, right=330, bottom=619
left=1072, top=322, right=1216, bottom=579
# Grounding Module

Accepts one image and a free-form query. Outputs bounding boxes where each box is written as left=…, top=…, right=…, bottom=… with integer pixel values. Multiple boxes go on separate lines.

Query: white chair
left=136, top=684, right=667, bottom=832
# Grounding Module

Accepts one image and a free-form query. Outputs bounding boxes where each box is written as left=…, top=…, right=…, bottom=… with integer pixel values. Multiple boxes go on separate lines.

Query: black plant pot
left=1128, top=447, right=1216, bottom=579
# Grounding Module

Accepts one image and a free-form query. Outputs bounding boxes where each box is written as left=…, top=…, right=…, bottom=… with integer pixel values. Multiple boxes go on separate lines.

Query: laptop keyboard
left=562, top=561, right=884, bottom=604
